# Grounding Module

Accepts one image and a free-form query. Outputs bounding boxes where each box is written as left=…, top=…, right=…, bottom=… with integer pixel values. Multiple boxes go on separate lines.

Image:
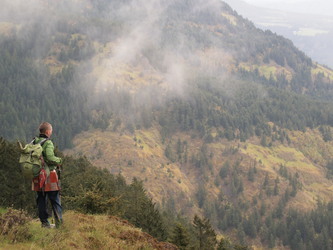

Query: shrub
left=0, top=208, right=32, bottom=243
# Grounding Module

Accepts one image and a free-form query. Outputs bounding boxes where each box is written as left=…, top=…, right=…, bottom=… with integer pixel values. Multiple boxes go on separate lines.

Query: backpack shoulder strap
left=38, top=138, right=49, bottom=167
left=40, top=138, right=49, bottom=146
left=31, top=137, right=49, bottom=146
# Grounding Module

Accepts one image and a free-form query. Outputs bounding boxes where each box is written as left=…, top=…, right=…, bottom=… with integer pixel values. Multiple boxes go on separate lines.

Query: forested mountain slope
left=1, top=0, right=333, bottom=249
left=1, top=0, right=332, bottom=147
left=0, top=138, right=246, bottom=249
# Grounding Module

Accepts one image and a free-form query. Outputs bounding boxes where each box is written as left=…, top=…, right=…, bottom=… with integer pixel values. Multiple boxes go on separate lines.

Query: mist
left=70, top=0, right=235, bottom=117
left=0, top=0, right=260, bottom=131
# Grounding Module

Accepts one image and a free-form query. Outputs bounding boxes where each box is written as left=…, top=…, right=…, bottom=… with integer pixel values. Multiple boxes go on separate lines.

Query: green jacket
left=35, top=135, right=62, bottom=171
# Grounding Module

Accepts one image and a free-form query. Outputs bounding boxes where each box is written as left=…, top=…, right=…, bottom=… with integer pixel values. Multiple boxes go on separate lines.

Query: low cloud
left=2, top=0, right=235, bottom=116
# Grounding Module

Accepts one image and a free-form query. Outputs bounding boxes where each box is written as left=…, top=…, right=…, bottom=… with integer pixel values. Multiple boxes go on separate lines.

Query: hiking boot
left=55, top=219, right=63, bottom=228
left=41, top=222, right=51, bottom=228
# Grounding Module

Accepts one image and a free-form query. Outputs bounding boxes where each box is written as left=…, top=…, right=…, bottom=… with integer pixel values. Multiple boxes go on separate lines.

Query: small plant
left=0, top=208, right=32, bottom=243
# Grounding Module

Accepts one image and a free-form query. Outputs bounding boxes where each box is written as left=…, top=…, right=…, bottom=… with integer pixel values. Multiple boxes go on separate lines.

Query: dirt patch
left=75, top=213, right=96, bottom=223
left=108, top=215, right=133, bottom=227
left=69, top=242, right=80, bottom=248
left=277, top=151, right=296, bottom=162
left=84, top=236, right=104, bottom=249
left=79, top=225, right=96, bottom=233
left=119, top=230, right=178, bottom=249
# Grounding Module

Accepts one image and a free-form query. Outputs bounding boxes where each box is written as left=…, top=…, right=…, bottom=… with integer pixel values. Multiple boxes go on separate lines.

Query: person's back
left=32, top=135, right=62, bottom=192
left=33, top=122, right=63, bottom=228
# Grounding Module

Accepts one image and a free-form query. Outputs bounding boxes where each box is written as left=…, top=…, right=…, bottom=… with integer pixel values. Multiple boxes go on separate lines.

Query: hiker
left=32, top=122, right=63, bottom=228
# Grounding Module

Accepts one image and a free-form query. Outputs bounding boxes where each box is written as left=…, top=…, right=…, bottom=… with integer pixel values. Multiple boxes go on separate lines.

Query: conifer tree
left=274, top=177, right=279, bottom=195
left=193, top=215, right=217, bottom=250
left=123, top=178, right=167, bottom=241
left=169, top=223, right=190, bottom=249
left=217, top=237, right=233, bottom=250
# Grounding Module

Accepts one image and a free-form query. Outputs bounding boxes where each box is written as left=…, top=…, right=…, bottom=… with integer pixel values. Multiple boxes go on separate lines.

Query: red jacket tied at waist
left=32, top=170, right=60, bottom=192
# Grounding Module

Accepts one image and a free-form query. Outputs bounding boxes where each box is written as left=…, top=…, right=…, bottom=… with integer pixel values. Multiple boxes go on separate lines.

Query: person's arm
left=44, top=140, right=62, bottom=166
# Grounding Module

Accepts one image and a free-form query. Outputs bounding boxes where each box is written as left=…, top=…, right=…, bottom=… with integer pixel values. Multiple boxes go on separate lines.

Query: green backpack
left=18, top=138, right=49, bottom=181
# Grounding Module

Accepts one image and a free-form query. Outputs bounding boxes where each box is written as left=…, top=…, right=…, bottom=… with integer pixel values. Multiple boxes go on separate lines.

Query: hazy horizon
left=225, top=0, right=333, bottom=68
left=242, top=0, right=333, bottom=16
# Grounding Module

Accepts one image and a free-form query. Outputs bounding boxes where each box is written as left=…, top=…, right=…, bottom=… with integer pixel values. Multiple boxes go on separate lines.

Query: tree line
left=0, top=137, right=249, bottom=249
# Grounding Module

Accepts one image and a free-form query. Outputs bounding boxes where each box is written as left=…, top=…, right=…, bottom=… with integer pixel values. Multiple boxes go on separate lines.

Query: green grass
left=221, top=12, right=237, bottom=26
left=312, top=64, right=333, bottom=80
left=0, top=210, right=174, bottom=250
left=258, top=65, right=277, bottom=79
left=0, top=207, right=7, bottom=215
left=238, top=62, right=293, bottom=81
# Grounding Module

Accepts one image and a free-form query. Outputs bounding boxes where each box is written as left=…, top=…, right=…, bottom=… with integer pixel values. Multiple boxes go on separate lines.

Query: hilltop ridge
left=0, top=209, right=177, bottom=249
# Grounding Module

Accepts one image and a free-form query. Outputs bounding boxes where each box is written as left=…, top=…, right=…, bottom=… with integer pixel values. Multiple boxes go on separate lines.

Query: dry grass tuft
left=0, top=208, right=32, bottom=243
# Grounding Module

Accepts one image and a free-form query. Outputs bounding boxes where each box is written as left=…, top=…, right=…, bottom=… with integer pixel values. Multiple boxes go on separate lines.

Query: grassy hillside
left=66, top=125, right=333, bottom=213
left=65, top=127, right=199, bottom=215
left=0, top=209, right=177, bottom=250
left=64, top=124, right=333, bottom=249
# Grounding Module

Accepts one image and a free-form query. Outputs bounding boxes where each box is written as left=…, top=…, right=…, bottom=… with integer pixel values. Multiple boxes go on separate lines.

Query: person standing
left=32, top=122, right=63, bottom=228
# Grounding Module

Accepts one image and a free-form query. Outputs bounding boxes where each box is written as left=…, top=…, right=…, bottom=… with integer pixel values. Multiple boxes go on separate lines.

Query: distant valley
left=224, top=0, right=333, bottom=68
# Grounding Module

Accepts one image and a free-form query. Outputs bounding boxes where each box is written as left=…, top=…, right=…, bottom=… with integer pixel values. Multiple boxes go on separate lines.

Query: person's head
left=39, top=122, right=53, bottom=138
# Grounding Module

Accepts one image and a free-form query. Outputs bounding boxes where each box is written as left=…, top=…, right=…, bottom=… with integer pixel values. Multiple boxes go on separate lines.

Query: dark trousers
left=36, top=191, right=62, bottom=226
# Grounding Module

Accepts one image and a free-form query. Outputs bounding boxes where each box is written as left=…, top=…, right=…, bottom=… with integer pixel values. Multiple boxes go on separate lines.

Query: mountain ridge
left=1, top=0, right=333, bottom=248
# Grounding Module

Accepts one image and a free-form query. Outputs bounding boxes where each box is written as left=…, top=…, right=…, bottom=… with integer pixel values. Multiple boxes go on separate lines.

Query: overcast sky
left=242, top=0, right=333, bottom=16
